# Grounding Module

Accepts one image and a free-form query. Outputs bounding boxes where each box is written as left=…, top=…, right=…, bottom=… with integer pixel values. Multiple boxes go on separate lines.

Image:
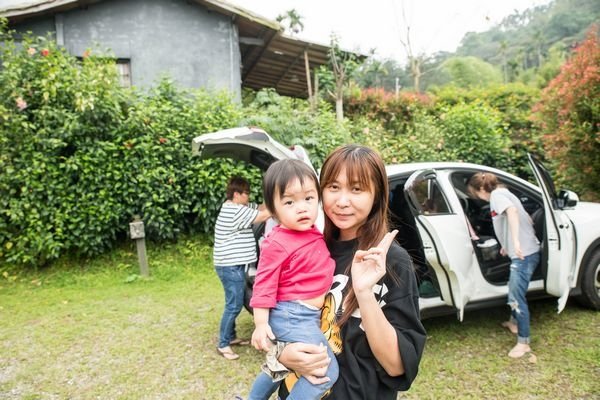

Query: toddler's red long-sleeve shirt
left=250, top=225, right=335, bottom=309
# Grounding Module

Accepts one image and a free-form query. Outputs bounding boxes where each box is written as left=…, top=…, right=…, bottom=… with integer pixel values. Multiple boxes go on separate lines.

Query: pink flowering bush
left=345, top=87, right=433, bottom=135
left=533, top=26, right=600, bottom=200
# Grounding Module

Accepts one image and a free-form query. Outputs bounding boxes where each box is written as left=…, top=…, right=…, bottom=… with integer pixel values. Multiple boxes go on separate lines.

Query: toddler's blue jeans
left=248, top=300, right=338, bottom=400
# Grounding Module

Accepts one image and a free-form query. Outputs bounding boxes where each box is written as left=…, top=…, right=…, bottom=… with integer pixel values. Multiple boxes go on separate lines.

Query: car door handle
left=559, top=224, right=569, bottom=229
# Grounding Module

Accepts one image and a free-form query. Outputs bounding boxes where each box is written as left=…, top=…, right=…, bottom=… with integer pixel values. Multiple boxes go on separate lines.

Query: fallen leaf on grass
left=528, top=353, right=537, bottom=363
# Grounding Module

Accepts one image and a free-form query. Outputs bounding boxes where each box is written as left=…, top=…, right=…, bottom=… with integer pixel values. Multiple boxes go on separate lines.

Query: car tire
left=576, top=250, right=600, bottom=310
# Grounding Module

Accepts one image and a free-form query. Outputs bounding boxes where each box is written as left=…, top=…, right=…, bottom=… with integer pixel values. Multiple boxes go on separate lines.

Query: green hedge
left=0, top=27, right=557, bottom=267
left=356, top=103, right=512, bottom=171
left=0, top=33, right=248, bottom=265
left=432, top=84, right=543, bottom=177
left=242, top=89, right=351, bottom=170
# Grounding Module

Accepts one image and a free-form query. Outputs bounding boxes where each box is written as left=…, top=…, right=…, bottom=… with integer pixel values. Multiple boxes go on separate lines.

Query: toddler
left=248, top=159, right=338, bottom=400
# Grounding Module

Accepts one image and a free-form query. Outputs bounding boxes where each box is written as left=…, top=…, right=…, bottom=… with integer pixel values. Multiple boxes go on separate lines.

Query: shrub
left=344, top=88, right=434, bottom=135
left=0, top=33, right=132, bottom=264
left=0, top=31, right=243, bottom=266
left=533, top=26, right=600, bottom=201
left=349, top=117, right=402, bottom=163
left=435, top=103, right=512, bottom=169
left=389, top=113, right=449, bottom=163
left=433, top=83, right=540, bottom=132
left=353, top=103, right=513, bottom=173
left=118, top=79, right=244, bottom=239
left=242, top=89, right=351, bottom=169
left=432, top=84, right=542, bottom=177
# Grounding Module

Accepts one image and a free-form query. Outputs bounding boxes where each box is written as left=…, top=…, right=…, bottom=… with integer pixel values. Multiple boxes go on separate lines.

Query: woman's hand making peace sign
left=351, top=230, right=398, bottom=296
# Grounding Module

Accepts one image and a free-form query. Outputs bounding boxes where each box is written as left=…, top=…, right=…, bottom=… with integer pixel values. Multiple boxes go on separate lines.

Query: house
left=0, top=0, right=333, bottom=99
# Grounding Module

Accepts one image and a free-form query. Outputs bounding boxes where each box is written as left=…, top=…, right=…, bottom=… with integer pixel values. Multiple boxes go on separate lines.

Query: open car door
left=192, top=126, right=313, bottom=171
left=404, top=169, right=477, bottom=320
left=528, top=154, right=577, bottom=312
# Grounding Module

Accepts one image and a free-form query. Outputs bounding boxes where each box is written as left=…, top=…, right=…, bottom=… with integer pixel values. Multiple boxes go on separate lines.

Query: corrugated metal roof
left=0, top=0, right=351, bottom=98
left=240, top=32, right=333, bottom=98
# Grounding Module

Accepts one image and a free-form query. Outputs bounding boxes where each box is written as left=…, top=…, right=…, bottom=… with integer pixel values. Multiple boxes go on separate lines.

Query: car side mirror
left=557, top=189, right=578, bottom=209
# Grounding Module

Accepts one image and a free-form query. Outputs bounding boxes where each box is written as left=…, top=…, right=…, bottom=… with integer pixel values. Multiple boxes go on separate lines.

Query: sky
left=0, top=0, right=553, bottom=62
left=231, top=0, right=553, bottom=63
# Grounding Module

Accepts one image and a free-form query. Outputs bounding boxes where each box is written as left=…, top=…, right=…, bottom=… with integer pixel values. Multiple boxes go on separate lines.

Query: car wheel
left=576, top=250, right=600, bottom=310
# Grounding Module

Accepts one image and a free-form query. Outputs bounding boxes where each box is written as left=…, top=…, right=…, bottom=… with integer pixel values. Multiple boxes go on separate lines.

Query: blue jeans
left=507, top=252, right=540, bottom=344
left=215, top=265, right=246, bottom=349
left=248, top=301, right=339, bottom=400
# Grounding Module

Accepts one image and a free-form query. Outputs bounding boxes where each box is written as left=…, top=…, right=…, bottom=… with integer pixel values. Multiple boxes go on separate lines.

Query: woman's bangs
left=320, top=152, right=343, bottom=187
left=320, top=147, right=375, bottom=191
left=344, top=157, right=373, bottom=191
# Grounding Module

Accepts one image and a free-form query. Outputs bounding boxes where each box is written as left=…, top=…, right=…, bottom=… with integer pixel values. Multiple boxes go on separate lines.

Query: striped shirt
left=213, top=202, right=259, bottom=266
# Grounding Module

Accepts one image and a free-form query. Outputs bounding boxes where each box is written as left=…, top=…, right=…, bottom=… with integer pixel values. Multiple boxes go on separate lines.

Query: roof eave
left=0, top=0, right=282, bottom=32
left=0, top=0, right=101, bottom=20
left=199, top=0, right=281, bottom=31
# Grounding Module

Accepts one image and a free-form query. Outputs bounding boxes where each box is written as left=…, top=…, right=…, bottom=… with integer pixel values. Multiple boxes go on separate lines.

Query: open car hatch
left=192, top=126, right=311, bottom=171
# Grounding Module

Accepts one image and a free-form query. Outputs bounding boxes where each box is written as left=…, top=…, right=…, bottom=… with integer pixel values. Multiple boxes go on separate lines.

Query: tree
left=499, top=40, right=509, bottom=83
left=438, top=57, right=502, bottom=88
left=454, top=0, right=599, bottom=75
left=536, top=43, right=566, bottom=87
left=276, top=9, right=315, bottom=106
left=393, top=3, right=439, bottom=93
left=532, top=29, right=545, bottom=68
left=415, top=51, right=452, bottom=91
left=354, top=57, right=413, bottom=93
left=276, top=9, right=304, bottom=35
left=361, top=55, right=389, bottom=88
left=397, top=22, right=426, bottom=92
left=322, top=34, right=361, bottom=123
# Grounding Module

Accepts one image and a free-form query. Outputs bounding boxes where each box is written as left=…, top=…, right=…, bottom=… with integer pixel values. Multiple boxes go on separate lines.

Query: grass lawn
left=1, top=235, right=599, bottom=399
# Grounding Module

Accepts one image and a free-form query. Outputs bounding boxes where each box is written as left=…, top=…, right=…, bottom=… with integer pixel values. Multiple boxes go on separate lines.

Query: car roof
left=386, top=162, right=541, bottom=193
left=385, top=162, right=501, bottom=176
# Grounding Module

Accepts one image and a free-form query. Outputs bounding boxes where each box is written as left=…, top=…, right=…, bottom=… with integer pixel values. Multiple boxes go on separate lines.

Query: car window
left=451, top=171, right=542, bottom=216
left=411, top=178, right=451, bottom=215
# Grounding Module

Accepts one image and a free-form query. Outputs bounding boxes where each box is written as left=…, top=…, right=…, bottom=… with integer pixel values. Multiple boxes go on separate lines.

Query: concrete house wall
left=10, top=0, right=242, bottom=98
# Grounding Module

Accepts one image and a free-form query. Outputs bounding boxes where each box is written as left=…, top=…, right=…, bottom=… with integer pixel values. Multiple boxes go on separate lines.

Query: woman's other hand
left=278, top=342, right=331, bottom=384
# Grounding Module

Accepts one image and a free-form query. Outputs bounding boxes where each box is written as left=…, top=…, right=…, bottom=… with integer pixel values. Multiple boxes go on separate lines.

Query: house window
left=76, top=57, right=132, bottom=88
left=115, top=59, right=131, bottom=88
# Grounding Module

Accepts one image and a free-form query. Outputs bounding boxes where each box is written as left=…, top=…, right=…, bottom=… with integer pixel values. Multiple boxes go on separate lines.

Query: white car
left=192, top=126, right=600, bottom=319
